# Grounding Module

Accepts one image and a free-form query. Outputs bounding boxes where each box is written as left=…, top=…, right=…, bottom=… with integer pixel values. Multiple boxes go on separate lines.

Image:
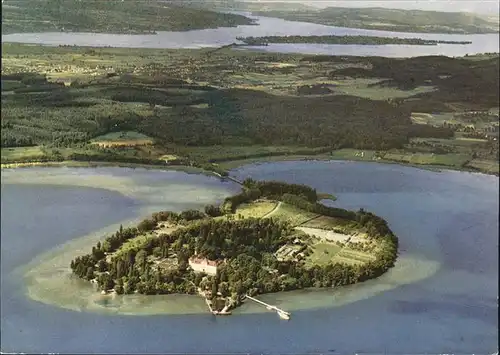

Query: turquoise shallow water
left=1, top=163, right=498, bottom=354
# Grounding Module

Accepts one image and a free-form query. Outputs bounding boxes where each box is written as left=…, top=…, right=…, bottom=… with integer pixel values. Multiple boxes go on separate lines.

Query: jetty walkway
left=244, top=295, right=291, bottom=319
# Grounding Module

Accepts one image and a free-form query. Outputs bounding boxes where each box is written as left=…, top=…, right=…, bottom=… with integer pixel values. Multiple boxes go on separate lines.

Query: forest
left=237, top=35, right=472, bottom=46
left=1, top=72, right=454, bottom=150
left=70, top=180, right=398, bottom=305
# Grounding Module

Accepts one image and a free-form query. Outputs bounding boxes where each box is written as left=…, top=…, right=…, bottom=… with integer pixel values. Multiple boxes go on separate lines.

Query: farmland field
left=301, top=215, right=358, bottom=232
left=268, top=203, right=319, bottom=226
left=1, top=146, right=47, bottom=161
left=381, top=152, right=470, bottom=167
left=305, top=242, right=342, bottom=266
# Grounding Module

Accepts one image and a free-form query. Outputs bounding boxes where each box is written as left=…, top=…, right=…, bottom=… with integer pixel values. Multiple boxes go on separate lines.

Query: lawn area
left=382, top=151, right=470, bottom=167
left=329, top=148, right=377, bottom=161
left=301, top=215, right=357, bottom=232
left=235, top=200, right=278, bottom=219
left=305, top=242, right=342, bottom=266
left=269, top=203, right=319, bottom=226
left=1, top=146, right=47, bottom=162
left=465, top=159, right=500, bottom=174
left=113, top=233, right=153, bottom=258
left=336, top=248, right=375, bottom=263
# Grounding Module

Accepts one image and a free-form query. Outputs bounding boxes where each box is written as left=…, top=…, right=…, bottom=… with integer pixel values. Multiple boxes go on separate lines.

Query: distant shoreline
left=1, top=155, right=497, bottom=177
left=236, top=35, right=473, bottom=47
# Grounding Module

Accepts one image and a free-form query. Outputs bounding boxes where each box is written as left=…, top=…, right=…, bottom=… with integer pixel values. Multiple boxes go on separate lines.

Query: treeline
left=281, top=193, right=357, bottom=220
left=68, top=152, right=167, bottom=166
left=206, top=147, right=333, bottom=163
left=237, top=35, right=471, bottom=46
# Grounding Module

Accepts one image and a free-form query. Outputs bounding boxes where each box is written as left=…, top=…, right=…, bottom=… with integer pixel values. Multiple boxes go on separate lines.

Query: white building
left=188, top=257, right=218, bottom=275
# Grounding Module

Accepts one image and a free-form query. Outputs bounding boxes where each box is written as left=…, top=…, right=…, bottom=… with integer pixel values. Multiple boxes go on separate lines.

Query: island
left=70, top=179, right=398, bottom=316
left=236, top=35, right=472, bottom=46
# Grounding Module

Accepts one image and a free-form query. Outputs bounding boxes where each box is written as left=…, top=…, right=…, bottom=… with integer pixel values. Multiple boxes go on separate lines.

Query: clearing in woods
left=90, top=131, right=154, bottom=148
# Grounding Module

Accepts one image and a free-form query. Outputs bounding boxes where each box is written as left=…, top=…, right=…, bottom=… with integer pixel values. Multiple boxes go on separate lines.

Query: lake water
left=1, top=162, right=498, bottom=353
left=2, top=14, right=499, bottom=57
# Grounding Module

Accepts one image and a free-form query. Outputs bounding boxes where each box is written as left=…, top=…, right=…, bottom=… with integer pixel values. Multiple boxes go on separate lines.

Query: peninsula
left=237, top=35, right=472, bottom=46
left=70, top=179, right=399, bottom=314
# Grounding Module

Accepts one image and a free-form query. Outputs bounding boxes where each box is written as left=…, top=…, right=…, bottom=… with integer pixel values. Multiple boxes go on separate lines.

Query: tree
left=97, top=259, right=107, bottom=272
left=115, top=278, right=124, bottom=294
left=219, top=281, right=230, bottom=297
left=85, top=266, right=95, bottom=280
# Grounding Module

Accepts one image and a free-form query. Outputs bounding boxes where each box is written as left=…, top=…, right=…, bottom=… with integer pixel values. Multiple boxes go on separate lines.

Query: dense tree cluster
left=243, top=179, right=318, bottom=202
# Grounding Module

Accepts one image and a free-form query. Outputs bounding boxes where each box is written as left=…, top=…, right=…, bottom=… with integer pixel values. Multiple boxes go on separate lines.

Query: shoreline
left=3, top=155, right=494, bottom=177
left=2, top=163, right=442, bottom=316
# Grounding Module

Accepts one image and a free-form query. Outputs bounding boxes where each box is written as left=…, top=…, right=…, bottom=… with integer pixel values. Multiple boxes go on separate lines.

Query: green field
left=301, top=215, right=357, bottom=233
left=382, top=152, right=470, bottom=167
left=306, top=242, right=342, bottom=266
left=113, top=234, right=153, bottom=258
left=1, top=146, right=47, bottom=161
left=91, top=131, right=153, bottom=142
left=269, top=203, right=319, bottom=226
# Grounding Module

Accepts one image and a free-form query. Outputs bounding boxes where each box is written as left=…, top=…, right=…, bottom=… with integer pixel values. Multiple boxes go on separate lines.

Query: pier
left=244, top=295, right=291, bottom=320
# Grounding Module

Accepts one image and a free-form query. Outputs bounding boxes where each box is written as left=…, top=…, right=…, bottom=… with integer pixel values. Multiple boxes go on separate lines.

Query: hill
left=250, top=6, right=499, bottom=34
left=1, top=0, right=254, bottom=34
